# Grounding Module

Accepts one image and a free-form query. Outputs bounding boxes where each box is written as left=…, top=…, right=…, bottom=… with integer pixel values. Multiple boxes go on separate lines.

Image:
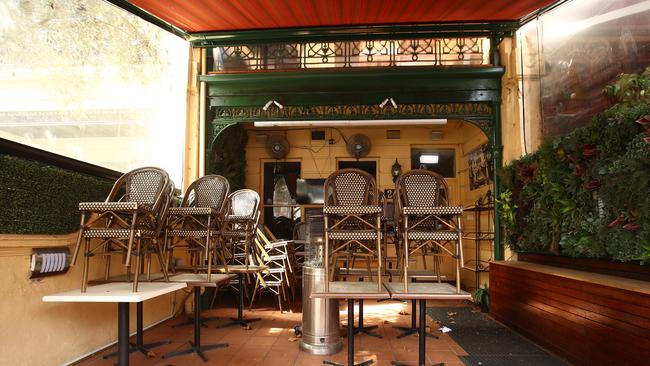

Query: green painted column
left=490, top=37, right=504, bottom=261
left=491, top=103, right=504, bottom=260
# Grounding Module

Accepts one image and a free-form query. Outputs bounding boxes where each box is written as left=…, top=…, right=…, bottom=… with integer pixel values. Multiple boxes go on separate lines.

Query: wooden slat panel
left=491, top=261, right=650, bottom=366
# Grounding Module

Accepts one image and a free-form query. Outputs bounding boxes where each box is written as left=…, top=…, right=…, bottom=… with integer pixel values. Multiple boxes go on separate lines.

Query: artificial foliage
left=209, top=123, right=248, bottom=192
left=0, top=155, right=113, bottom=234
left=500, top=68, right=650, bottom=263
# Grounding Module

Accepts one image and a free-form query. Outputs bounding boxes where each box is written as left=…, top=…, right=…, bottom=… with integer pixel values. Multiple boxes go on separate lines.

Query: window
left=410, top=148, right=455, bottom=178
left=0, top=0, right=188, bottom=184
left=337, top=160, right=377, bottom=178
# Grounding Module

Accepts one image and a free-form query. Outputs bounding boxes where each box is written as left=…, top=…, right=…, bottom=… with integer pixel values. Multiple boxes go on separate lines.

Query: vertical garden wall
left=500, top=68, right=650, bottom=263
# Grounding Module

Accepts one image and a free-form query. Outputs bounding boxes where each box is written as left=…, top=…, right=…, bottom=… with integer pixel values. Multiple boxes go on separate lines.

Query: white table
left=43, top=282, right=186, bottom=366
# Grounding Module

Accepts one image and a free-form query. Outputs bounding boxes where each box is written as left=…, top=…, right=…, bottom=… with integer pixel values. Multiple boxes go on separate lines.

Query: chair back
left=226, top=189, right=260, bottom=219
left=323, top=169, right=378, bottom=207
left=107, top=167, right=170, bottom=211
left=182, top=175, right=230, bottom=212
left=395, top=169, right=449, bottom=209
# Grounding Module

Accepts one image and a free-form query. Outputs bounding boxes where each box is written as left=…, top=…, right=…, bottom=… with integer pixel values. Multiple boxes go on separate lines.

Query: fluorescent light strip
left=420, top=154, right=439, bottom=164
left=254, top=119, right=447, bottom=127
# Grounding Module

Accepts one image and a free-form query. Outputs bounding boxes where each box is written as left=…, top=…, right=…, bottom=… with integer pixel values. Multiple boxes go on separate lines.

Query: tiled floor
left=78, top=298, right=468, bottom=366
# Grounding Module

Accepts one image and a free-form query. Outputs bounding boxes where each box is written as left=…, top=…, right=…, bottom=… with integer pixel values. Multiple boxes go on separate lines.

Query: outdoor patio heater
left=300, top=215, right=342, bottom=355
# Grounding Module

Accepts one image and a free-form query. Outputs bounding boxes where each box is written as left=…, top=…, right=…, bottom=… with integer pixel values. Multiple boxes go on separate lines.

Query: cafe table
left=312, top=281, right=391, bottom=366
left=42, top=281, right=186, bottom=366
left=383, top=282, right=471, bottom=366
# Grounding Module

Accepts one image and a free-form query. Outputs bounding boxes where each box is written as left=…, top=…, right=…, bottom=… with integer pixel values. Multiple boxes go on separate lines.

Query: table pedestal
left=163, top=287, right=228, bottom=362
left=391, top=299, right=443, bottom=366
left=324, top=299, right=374, bottom=366
left=343, top=299, right=381, bottom=338
left=103, top=302, right=170, bottom=359
left=393, top=299, right=438, bottom=339
left=217, top=274, right=261, bottom=328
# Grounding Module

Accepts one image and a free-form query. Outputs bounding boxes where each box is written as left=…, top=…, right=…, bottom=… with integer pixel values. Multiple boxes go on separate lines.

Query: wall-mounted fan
left=266, top=135, right=290, bottom=159
left=346, top=134, right=371, bottom=159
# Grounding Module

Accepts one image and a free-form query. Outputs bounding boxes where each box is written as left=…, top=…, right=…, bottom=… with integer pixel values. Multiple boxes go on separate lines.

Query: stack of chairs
left=290, top=222, right=307, bottom=281
left=163, top=175, right=230, bottom=280
left=249, top=226, right=292, bottom=312
left=323, top=169, right=383, bottom=292
left=72, top=167, right=173, bottom=292
left=394, top=169, right=464, bottom=292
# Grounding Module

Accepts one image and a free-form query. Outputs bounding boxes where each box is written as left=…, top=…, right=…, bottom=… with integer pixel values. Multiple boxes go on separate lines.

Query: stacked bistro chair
left=323, top=169, right=383, bottom=292
left=72, top=167, right=173, bottom=292
left=379, top=192, right=400, bottom=276
left=220, top=189, right=261, bottom=267
left=163, top=175, right=230, bottom=280
left=249, top=226, right=292, bottom=312
left=395, top=169, right=464, bottom=292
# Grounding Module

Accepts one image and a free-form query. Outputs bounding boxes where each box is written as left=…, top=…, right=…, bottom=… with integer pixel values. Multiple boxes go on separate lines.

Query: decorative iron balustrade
left=210, top=37, right=489, bottom=72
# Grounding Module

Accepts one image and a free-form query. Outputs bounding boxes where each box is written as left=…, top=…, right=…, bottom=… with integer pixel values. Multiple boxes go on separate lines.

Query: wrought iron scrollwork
left=211, top=37, right=488, bottom=72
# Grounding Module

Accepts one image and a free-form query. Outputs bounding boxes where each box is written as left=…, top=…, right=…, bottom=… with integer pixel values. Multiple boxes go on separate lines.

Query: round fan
left=346, top=134, right=372, bottom=159
left=266, top=135, right=290, bottom=159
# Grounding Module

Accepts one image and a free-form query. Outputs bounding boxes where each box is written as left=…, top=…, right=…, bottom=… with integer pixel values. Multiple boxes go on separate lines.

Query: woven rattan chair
left=164, top=175, right=230, bottom=280
left=395, top=169, right=464, bottom=293
left=72, top=167, right=172, bottom=292
left=323, top=169, right=383, bottom=292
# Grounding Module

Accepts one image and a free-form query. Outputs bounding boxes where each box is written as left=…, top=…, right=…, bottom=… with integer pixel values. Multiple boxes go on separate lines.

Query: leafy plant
left=472, top=284, right=490, bottom=312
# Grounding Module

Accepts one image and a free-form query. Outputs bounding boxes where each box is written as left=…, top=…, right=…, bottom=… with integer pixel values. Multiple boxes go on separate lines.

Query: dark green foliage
left=0, top=155, right=113, bottom=234
left=500, top=71, right=650, bottom=264
left=210, top=124, right=248, bottom=192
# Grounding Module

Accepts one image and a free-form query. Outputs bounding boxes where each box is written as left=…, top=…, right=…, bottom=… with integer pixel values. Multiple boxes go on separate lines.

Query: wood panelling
left=490, top=261, right=650, bottom=366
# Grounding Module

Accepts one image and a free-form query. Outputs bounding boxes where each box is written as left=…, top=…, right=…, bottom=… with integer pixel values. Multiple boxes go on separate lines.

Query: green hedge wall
left=0, top=155, right=113, bottom=234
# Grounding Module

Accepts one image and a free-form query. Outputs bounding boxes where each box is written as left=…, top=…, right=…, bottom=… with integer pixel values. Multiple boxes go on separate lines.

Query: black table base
left=103, top=302, right=170, bottom=360
left=393, top=299, right=439, bottom=339
left=342, top=299, right=382, bottom=338
left=163, top=287, right=228, bottom=362
left=217, top=274, right=261, bottom=328
left=391, top=299, right=443, bottom=366
left=324, top=299, right=375, bottom=366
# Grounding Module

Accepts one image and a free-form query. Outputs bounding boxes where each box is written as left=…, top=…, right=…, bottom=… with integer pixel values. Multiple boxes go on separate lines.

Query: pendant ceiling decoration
left=126, top=0, right=558, bottom=33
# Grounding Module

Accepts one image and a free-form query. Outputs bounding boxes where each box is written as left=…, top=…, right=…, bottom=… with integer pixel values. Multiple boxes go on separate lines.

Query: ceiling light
left=254, top=119, right=447, bottom=127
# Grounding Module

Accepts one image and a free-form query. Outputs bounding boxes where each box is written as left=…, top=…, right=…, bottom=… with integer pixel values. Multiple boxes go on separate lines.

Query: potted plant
left=472, top=284, right=490, bottom=312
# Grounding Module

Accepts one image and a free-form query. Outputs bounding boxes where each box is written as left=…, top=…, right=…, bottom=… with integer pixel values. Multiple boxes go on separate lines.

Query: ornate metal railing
left=210, top=37, right=489, bottom=72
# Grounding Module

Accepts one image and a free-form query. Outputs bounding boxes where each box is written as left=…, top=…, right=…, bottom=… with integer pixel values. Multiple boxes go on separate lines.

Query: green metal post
left=490, top=37, right=504, bottom=261
left=491, top=103, right=503, bottom=261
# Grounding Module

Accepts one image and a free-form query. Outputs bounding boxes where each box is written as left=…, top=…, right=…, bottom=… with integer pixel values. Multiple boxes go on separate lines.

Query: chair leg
left=277, top=289, right=283, bottom=313
left=72, top=213, right=86, bottom=265
left=133, top=238, right=142, bottom=292
left=81, top=238, right=91, bottom=293
left=104, top=243, right=111, bottom=280
left=248, top=277, right=260, bottom=311
left=155, top=240, right=169, bottom=282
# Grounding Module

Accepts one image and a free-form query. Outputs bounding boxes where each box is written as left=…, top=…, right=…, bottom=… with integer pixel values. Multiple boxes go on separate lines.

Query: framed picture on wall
left=467, top=144, right=492, bottom=190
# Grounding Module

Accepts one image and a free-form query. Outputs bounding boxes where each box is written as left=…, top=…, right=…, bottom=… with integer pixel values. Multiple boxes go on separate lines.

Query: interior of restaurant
left=1, top=1, right=649, bottom=366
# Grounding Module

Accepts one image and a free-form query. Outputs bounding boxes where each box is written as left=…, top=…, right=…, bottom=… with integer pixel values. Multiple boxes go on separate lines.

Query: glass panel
left=0, top=0, right=188, bottom=184
left=518, top=0, right=650, bottom=138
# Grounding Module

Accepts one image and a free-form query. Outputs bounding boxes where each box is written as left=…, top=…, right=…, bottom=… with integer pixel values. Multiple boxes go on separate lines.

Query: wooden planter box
left=517, top=252, right=650, bottom=282
left=490, top=261, right=650, bottom=366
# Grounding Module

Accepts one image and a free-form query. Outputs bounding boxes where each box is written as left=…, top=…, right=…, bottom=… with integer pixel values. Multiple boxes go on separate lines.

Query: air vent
left=311, top=130, right=326, bottom=140
left=386, top=130, right=400, bottom=139
left=431, top=131, right=444, bottom=140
